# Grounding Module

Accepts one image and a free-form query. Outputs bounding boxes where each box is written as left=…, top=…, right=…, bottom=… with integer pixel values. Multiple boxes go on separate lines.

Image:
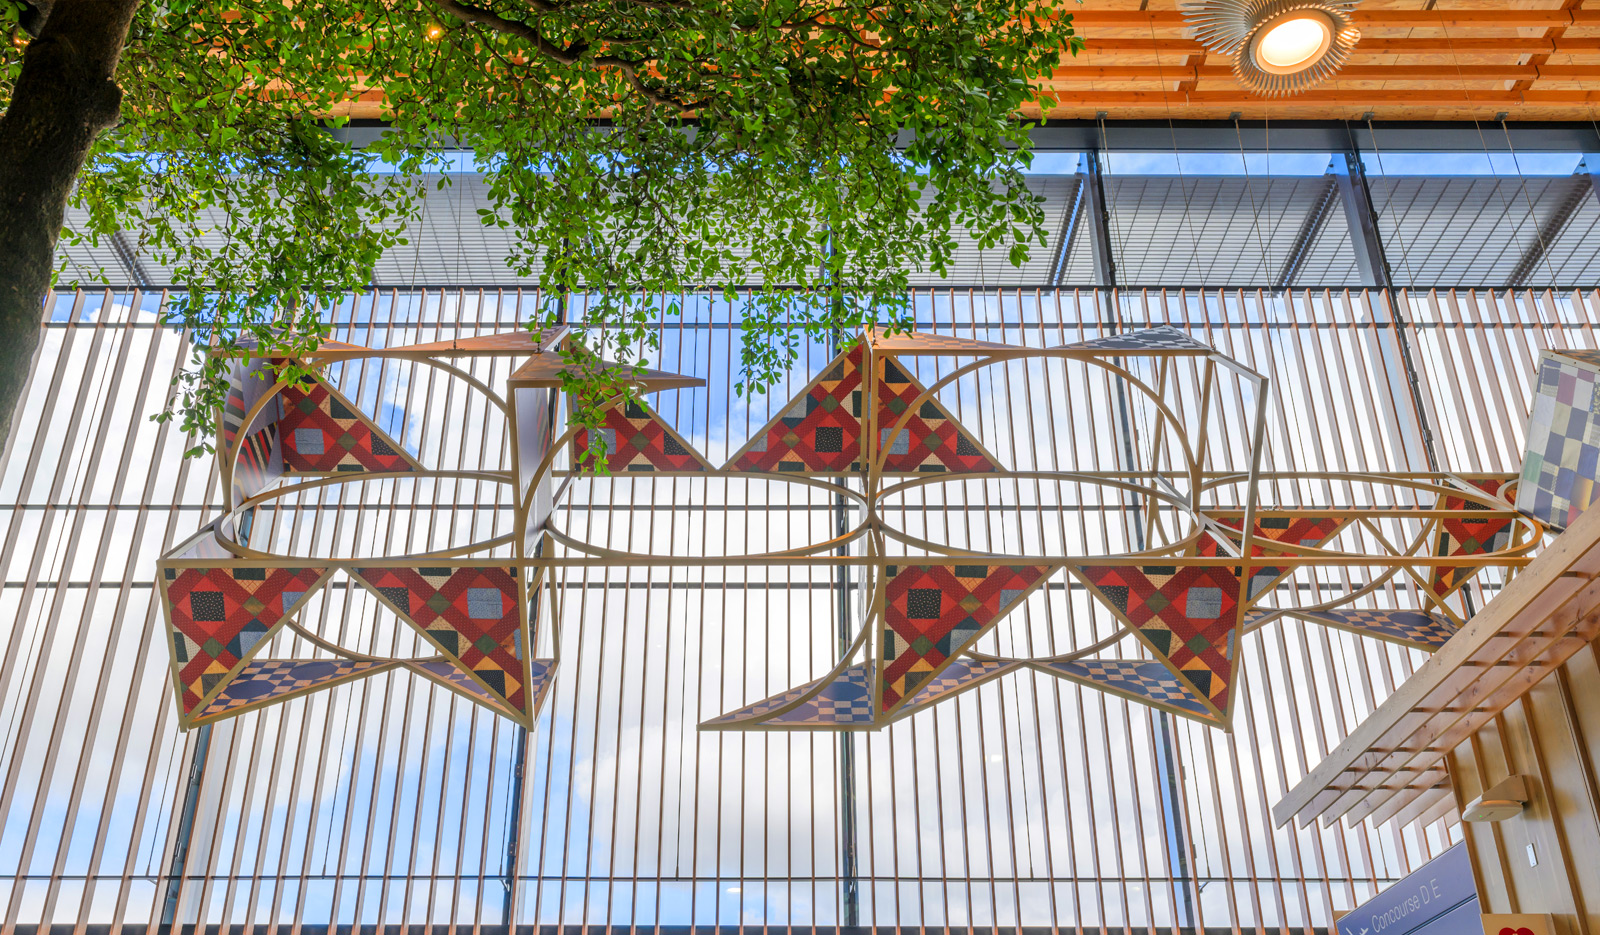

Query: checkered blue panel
left=1517, top=351, right=1600, bottom=528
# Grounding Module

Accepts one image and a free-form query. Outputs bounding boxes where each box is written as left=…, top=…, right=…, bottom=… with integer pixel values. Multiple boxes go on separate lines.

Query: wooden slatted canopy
left=1037, top=0, right=1600, bottom=120
left=330, top=2, right=1600, bottom=122
left=1274, top=501, right=1600, bottom=831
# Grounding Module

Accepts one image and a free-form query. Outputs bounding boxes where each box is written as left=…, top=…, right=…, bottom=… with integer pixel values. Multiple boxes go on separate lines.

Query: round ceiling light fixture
left=1183, top=0, right=1360, bottom=96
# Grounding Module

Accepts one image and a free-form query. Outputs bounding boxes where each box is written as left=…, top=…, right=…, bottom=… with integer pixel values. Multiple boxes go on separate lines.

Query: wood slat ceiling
left=1043, top=0, right=1600, bottom=120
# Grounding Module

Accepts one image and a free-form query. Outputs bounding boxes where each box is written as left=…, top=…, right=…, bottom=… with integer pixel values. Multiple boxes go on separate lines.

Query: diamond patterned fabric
left=1431, top=477, right=1514, bottom=597
left=573, top=399, right=710, bottom=472
left=1041, top=658, right=1219, bottom=722
left=880, top=564, right=1050, bottom=710
left=1076, top=557, right=1241, bottom=714
left=162, top=565, right=329, bottom=713
left=1296, top=608, right=1458, bottom=650
left=894, top=658, right=1021, bottom=714
left=728, top=346, right=998, bottom=475
left=278, top=381, right=416, bottom=473
left=1064, top=326, right=1211, bottom=354
left=413, top=657, right=556, bottom=720
left=191, top=658, right=390, bottom=722
left=1198, top=514, right=1346, bottom=598
left=355, top=567, right=528, bottom=713
left=703, top=664, right=876, bottom=728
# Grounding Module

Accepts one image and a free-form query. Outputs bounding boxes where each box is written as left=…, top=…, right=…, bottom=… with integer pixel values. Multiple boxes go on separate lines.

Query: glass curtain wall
left=0, top=282, right=1588, bottom=929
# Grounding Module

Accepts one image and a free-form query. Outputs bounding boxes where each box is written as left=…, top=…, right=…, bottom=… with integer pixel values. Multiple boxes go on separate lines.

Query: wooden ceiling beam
left=1050, top=64, right=1600, bottom=80
left=1078, top=36, right=1600, bottom=53
left=1066, top=8, right=1600, bottom=28
left=1042, top=89, right=1600, bottom=106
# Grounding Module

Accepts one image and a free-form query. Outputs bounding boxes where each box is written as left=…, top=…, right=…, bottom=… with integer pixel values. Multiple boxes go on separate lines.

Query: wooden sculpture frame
left=156, top=324, right=1552, bottom=734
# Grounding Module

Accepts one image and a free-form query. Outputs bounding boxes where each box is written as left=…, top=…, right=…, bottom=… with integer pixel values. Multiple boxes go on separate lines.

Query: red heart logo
left=1498, top=928, right=1536, bottom=935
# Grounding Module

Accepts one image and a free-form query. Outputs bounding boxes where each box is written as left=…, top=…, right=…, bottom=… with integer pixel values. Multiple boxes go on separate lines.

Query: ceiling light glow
left=1183, top=0, right=1360, bottom=96
left=1254, top=13, right=1332, bottom=70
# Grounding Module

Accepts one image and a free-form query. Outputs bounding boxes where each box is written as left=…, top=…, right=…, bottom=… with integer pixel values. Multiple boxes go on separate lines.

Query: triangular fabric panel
left=189, top=658, right=392, bottom=724
left=1295, top=608, right=1459, bottom=651
left=889, top=658, right=1022, bottom=719
left=1075, top=562, right=1241, bottom=715
left=730, top=348, right=864, bottom=473
left=355, top=567, right=530, bottom=716
left=412, top=658, right=557, bottom=722
left=702, top=664, right=875, bottom=729
left=876, top=357, right=1002, bottom=473
left=411, top=659, right=515, bottom=717
left=1064, top=326, right=1211, bottom=355
left=1198, top=515, right=1348, bottom=599
left=1039, top=658, right=1223, bottom=725
left=572, top=398, right=711, bottom=473
left=221, top=356, right=284, bottom=502
left=161, top=565, right=331, bottom=714
left=880, top=564, right=1052, bottom=711
left=278, top=379, right=420, bottom=474
left=1431, top=477, right=1515, bottom=597
left=728, top=346, right=999, bottom=475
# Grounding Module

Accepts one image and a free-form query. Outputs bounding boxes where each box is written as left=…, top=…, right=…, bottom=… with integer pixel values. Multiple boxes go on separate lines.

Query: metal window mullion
left=70, top=307, right=194, bottom=935
left=345, top=289, right=446, bottom=930
left=0, top=309, right=127, bottom=927
left=1241, top=291, right=1342, bottom=933
left=29, top=310, right=151, bottom=927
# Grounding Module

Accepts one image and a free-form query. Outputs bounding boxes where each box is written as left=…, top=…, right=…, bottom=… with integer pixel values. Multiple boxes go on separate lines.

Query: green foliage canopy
left=1, top=0, right=1078, bottom=465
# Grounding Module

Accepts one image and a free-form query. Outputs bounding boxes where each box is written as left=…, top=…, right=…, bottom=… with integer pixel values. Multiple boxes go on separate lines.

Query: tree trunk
left=0, top=0, right=140, bottom=447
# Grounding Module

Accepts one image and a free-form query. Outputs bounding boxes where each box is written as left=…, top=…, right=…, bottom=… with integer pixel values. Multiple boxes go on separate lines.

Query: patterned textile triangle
left=572, top=398, right=711, bottom=473
left=1063, top=326, right=1211, bottom=355
left=278, top=377, right=421, bottom=474
left=727, top=346, right=1000, bottom=475
left=702, top=664, right=876, bottom=730
left=875, top=356, right=1003, bottom=474
left=879, top=564, right=1052, bottom=712
left=506, top=354, right=704, bottom=392
left=188, top=658, right=393, bottom=725
left=1073, top=558, right=1242, bottom=717
left=1197, top=514, right=1348, bottom=600
left=886, top=658, right=1022, bottom=720
left=1038, top=658, right=1224, bottom=726
left=160, top=565, right=332, bottom=714
left=411, top=658, right=557, bottom=723
left=354, top=567, right=531, bottom=717
left=1294, top=608, right=1459, bottom=652
left=1430, top=477, right=1515, bottom=597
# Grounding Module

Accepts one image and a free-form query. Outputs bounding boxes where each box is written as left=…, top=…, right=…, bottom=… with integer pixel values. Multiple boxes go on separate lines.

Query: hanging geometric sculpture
left=1183, top=0, right=1361, bottom=96
left=157, top=325, right=1565, bottom=740
left=158, top=332, right=589, bottom=729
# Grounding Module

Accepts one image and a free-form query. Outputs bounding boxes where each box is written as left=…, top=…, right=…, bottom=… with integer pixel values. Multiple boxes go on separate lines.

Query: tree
left=0, top=0, right=1077, bottom=463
